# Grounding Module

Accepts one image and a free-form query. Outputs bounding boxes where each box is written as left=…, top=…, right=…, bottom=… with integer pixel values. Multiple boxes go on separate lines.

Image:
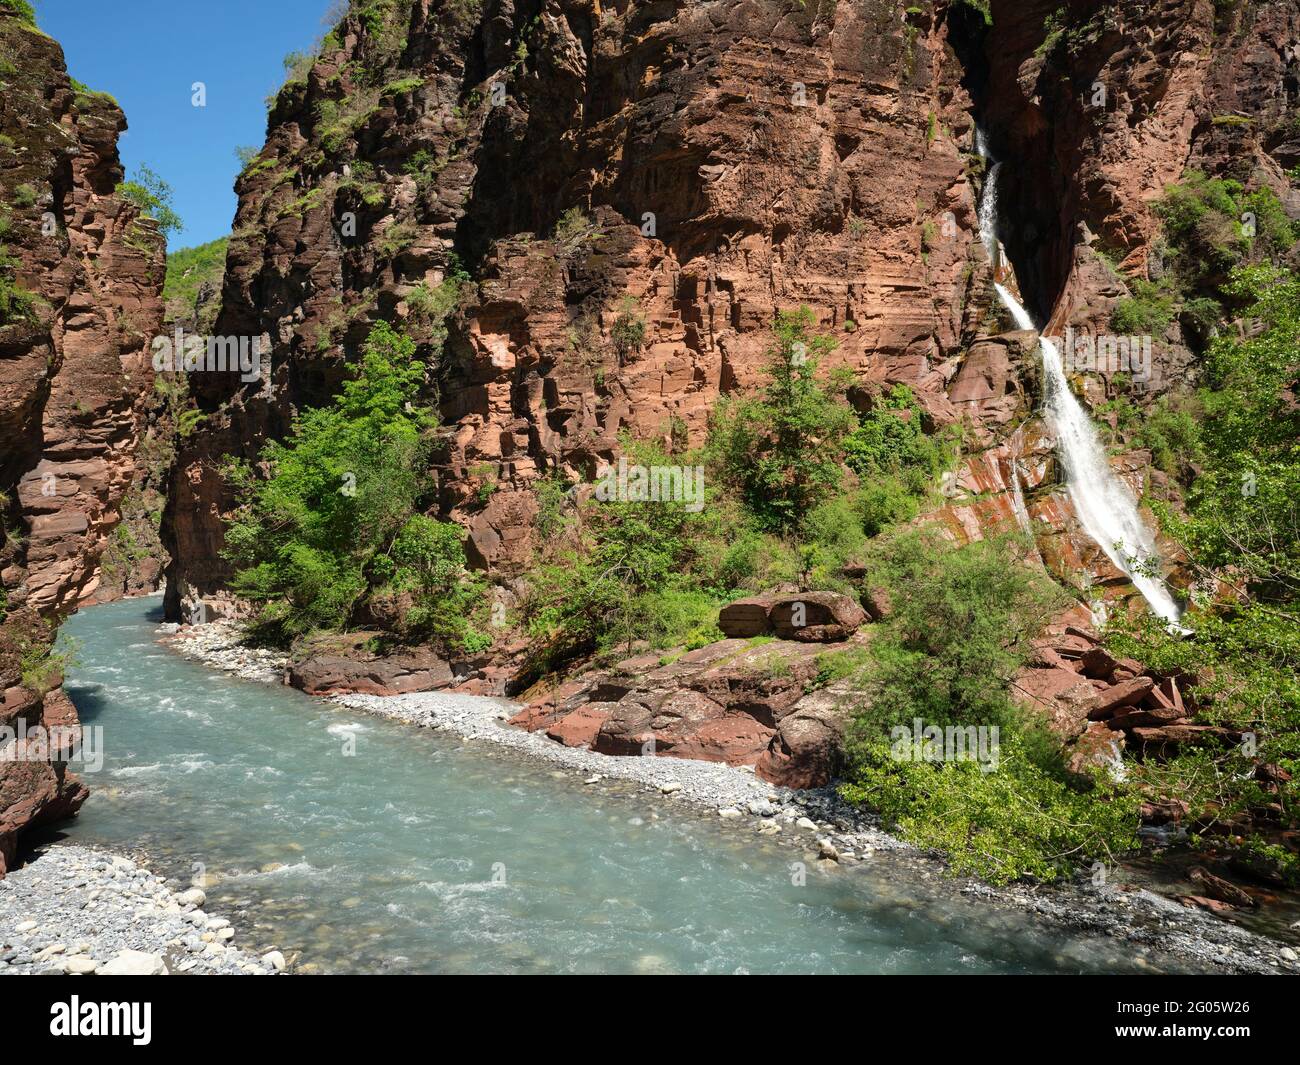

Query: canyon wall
left=0, top=9, right=166, bottom=873
left=163, top=0, right=1299, bottom=629
left=163, top=0, right=993, bottom=617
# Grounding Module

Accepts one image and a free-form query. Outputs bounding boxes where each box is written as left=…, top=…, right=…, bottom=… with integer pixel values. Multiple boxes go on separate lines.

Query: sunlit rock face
left=158, top=0, right=1297, bottom=764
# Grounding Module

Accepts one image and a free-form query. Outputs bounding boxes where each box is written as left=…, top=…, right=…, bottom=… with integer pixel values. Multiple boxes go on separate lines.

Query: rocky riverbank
left=163, top=618, right=1300, bottom=975
left=0, top=843, right=285, bottom=976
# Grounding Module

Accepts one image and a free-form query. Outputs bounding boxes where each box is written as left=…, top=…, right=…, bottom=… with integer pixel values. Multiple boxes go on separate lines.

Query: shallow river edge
left=153, top=614, right=1300, bottom=977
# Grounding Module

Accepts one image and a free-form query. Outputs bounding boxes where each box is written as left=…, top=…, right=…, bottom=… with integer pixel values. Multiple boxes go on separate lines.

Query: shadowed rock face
left=0, top=11, right=166, bottom=873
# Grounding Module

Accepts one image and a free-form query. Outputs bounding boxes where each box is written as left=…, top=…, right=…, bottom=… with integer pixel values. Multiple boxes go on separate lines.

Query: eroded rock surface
left=0, top=11, right=165, bottom=873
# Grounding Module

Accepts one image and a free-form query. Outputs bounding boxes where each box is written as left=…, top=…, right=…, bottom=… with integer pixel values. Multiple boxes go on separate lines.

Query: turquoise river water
left=48, top=597, right=1187, bottom=974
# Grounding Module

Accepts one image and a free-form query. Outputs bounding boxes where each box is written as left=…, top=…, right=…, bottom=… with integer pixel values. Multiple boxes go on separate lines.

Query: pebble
left=0, top=844, right=279, bottom=978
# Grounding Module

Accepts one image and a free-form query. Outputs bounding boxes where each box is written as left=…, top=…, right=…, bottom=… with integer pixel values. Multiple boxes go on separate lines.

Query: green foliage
left=0, top=0, right=37, bottom=28
left=522, top=439, right=728, bottom=670
left=370, top=514, right=489, bottom=652
left=849, top=529, right=1068, bottom=740
left=224, top=321, right=435, bottom=643
left=0, top=238, right=36, bottom=325
left=951, top=0, right=992, bottom=25
left=1132, top=392, right=1203, bottom=479
left=12, top=184, right=36, bottom=208
left=553, top=207, right=599, bottom=249
left=707, top=307, right=856, bottom=534
left=382, top=76, right=423, bottom=96
left=163, top=237, right=228, bottom=331
left=844, top=384, right=952, bottom=490
left=1111, top=173, right=1296, bottom=343
left=1107, top=263, right=1300, bottom=879
left=1035, top=7, right=1068, bottom=56
left=20, top=636, right=79, bottom=699
left=611, top=296, right=646, bottom=360
left=836, top=530, right=1135, bottom=883
left=117, top=164, right=182, bottom=237
left=841, top=736, right=1141, bottom=884
left=1112, top=279, right=1174, bottom=334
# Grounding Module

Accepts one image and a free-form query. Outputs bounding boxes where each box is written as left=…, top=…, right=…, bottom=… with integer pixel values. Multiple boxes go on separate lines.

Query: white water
left=976, top=142, right=1184, bottom=625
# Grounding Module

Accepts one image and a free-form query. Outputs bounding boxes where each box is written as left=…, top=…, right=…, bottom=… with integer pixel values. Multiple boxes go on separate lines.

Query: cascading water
left=974, top=133, right=1184, bottom=626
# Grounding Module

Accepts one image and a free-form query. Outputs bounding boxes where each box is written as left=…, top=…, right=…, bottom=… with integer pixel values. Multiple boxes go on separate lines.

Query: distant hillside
left=162, top=236, right=227, bottom=333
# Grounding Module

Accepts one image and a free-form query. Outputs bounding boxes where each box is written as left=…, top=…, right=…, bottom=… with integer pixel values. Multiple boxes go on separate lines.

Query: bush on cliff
left=117, top=164, right=182, bottom=237
left=1107, top=264, right=1300, bottom=879
left=706, top=307, right=856, bottom=535
left=0, top=1, right=37, bottom=29
left=225, top=321, right=460, bottom=645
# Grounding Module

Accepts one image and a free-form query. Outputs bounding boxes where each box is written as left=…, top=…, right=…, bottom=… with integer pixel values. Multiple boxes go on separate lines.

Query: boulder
left=1131, top=723, right=1239, bottom=755
left=545, top=705, right=613, bottom=748
left=1189, top=867, right=1258, bottom=908
left=593, top=689, right=774, bottom=764
left=769, top=593, right=866, bottom=642
left=288, top=635, right=455, bottom=696
left=755, top=694, right=849, bottom=788
left=717, top=596, right=776, bottom=638
left=1079, top=646, right=1119, bottom=680
left=1082, top=675, right=1155, bottom=719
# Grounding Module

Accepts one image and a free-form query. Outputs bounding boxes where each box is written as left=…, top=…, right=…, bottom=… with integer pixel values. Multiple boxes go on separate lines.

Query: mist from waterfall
left=975, top=134, right=1184, bottom=625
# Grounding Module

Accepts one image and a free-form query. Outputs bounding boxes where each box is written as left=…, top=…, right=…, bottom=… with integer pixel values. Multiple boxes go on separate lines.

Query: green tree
left=707, top=307, right=856, bottom=534
left=118, top=164, right=183, bottom=237
left=224, top=321, right=433, bottom=643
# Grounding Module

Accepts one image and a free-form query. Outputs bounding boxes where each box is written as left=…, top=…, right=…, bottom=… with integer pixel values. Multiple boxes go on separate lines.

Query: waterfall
left=975, top=137, right=1184, bottom=626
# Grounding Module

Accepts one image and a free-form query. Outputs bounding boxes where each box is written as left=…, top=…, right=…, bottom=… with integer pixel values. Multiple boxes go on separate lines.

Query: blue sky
left=36, top=0, right=337, bottom=250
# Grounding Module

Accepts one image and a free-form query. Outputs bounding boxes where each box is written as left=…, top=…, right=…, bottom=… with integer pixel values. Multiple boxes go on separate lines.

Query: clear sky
left=35, top=0, right=338, bottom=251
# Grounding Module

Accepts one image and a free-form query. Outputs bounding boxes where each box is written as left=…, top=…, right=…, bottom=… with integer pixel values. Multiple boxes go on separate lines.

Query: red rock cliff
left=0, top=10, right=166, bottom=873
left=162, top=0, right=1299, bottom=625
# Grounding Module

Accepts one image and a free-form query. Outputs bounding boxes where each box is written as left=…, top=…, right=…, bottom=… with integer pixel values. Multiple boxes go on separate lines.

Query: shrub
left=0, top=1, right=37, bottom=29
left=0, top=241, right=36, bottom=325
left=707, top=307, right=856, bottom=534
left=371, top=514, right=489, bottom=652
left=848, top=529, right=1067, bottom=740
left=117, top=164, right=182, bottom=236
left=841, top=736, right=1140, bottom=884
left=224, top=321, right=434, bottom=643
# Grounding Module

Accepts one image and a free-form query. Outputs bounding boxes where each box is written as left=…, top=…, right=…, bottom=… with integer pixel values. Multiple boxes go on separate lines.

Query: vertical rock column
left=0, top=10, right=166, bottom=874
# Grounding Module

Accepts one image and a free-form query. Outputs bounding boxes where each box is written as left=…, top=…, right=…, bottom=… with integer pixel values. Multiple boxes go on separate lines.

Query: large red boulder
left=769, top=593, right=866, bottom=642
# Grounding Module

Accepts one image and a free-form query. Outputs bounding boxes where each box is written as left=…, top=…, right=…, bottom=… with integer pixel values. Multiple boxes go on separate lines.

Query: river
left=52, top=597, right=1180, bottom=974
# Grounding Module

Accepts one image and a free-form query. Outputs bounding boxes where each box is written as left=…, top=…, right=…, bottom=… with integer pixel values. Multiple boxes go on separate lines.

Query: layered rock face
left=160, top=0, right=1298, bottom=777
left=163, top=0, right=992, bottom=616
left=982, top=0, right=1300, bottom=368
left=0, top=10, right=166, bottom=872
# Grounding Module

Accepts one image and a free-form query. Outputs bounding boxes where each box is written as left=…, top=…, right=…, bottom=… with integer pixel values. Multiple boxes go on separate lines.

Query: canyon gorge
left=2, top=0, right=1299, bottom=974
